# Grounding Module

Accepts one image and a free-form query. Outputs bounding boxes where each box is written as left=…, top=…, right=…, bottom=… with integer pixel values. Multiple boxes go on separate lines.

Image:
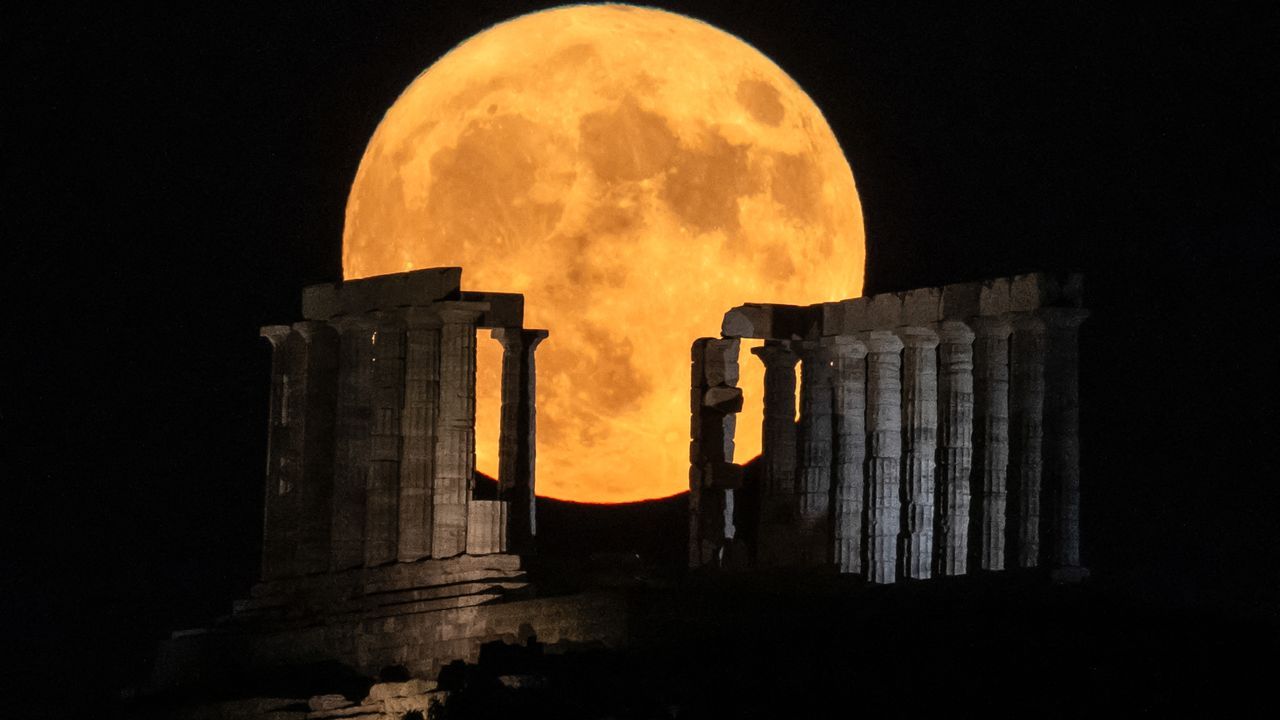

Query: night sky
left=6, top=0, right=1278, bottom=704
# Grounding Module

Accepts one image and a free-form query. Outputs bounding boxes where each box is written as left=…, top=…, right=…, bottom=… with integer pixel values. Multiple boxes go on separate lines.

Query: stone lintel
left=722, top=303, right=819, bottom=340
left=302, top=267, right=463, bottom=320
left=435, top=301, right=491, bottom=325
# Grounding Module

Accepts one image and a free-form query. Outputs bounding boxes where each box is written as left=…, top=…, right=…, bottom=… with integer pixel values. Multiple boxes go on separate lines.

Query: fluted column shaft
left=1042, top=308, right=1089, bottom=576
left=826, top=336, right=868, bottom=574
left=752, top=341, right=799, bottom=567
left=864, top=331, right=904, bottom=583
left=1009, top=313, right=1047, bottom=568
left=398, top=314, right=439, bottom=561
left=432, top=307, right=483, bottom=557
left=898, top=327, right=939, bottom=580
left=493, top=328, right=548, bottom=555
left=934, top=321, right=975, bottom=576
left=260, top=326, right=295, bottom=581
left=364, top=314, right=405, bottom=567
left=291, top=321, right=338, bottom=576
left=969, top=317, right=1012, bottom=571
left=795, top=342, right=834, bottom=565
left=330, top=315, right=375, bottom=570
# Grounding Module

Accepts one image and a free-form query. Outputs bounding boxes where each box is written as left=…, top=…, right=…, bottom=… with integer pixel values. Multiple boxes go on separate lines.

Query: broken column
left=1042, top=307, right=1089, bottom=580
left=291, top=321, right=338, bottom=576
left=689, top=337, right=743, bottom=568
left=826, top=335, right=868, bottom=574
left=969, top=316, right=1012, bottom=571
left=864, top=331, right=904, bottom=583
left=795, top=341, right=834, bottom=566
left=397, top=310, right=439, bottom=562
left=432, top=305, right=484, bottom=558
left=493, top=328, right=548, bottom=555
left=752, top=341, right=799, bottom=567
left=331, top=315, right=375, bottom=570
left=365, top=313, right=405, bottom=567
left=897, top=327, right=939, bottom=580
left=934, top=320, right=975, bottom=576
left=1009, top=313, right=1047, bottom=568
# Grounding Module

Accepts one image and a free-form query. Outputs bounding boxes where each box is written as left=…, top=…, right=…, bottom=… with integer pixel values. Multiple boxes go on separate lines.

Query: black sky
left=5, top=0, right=1278, bottom=701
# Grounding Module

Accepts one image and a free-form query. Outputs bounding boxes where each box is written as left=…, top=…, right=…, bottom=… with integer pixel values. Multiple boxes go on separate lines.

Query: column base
left=1049, top=565, right=1090, bottom=584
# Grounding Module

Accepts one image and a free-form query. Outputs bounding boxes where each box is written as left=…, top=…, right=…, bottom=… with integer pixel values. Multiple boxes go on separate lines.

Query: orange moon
left=344, top=4, right=864, bottom=503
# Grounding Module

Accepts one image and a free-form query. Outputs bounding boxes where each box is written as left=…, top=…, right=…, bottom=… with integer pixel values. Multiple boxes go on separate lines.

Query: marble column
left=1009, top=313, right=1047, bottom=568
left=795, top=341, right=834, bottom=566
left=864, top=331, right=904, bottom=584
left=492, top=328, right=548, bottom=555
left=1042, top=308, right=1089, bottom=580
left=825, top=336, right=868, bottom=575
left=397, top=311, right=439, bottom=562
left=432, top=306, right=483, bottom=557
left=969, top=316, right=1012, bottom=571
left=364, top=313, right=405, bottom=567
left=897, top=327, right=939, bottom=580
left=751, top=341, right=799, bottom=567
left=689, top=337, right=742, bottom=568
left=291, top=321, right=338, bottom=576
left=259, top=325, right=295, bottom=581
left=330, top=314, right=375, bottom=571
left=934, top=321, right=975, bottom=576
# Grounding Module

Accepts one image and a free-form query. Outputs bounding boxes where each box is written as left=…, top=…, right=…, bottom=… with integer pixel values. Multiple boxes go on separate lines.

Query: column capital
left=858, top=329, right=904, bottom=355
left=894, top=325, right=940, bottom=349
left=751, top=340, right=798, bottom=368
left=436, top=301, right=489, bottom=326
left=492, top=327, right=549, bottom=352
left=970, top=315, right=1014, bottom=338
left=260, top=325, right=292, bottom=347
left=821, top=334, right=868, bottom=360
left=934, top=319, right=975, bottom=345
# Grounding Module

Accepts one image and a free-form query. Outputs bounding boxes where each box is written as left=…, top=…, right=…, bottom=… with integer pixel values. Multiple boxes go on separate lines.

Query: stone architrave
left=1042, top=308, right=1089, bottom=580
left=863, top=331, right=904, bottom=583
left=795, top=341, right=834, bottom=566
left=825, top=335, right=868, bottom=574
left=897, top=327, right=939, bottom=580
left=398, top=311, right=440, bottom=562
left=934, top=320, right=975, bottom=576
left=492, top=328, right=548, bottom=556
left=330, top=315, right=376, bottom=570
left=432, top=305, right=485, bottom=558
left=259, top=325, right=295, bottom=581
left=751, top=341, right=799, bottom=567
left=1009, top=313, right=1047, bottom=568
left=291, top=321, right=338, bottom=576
left=969, top=316, right=1013, bottom=571
left=364, top=313, right=405, bottom=567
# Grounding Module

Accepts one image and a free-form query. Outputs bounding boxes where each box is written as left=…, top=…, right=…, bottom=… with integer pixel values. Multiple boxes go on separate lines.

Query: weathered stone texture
left=864, top=331, right=903, bottom=583
left=466, top=500, right=508, bottom=555
left=397, top=317, right=439, bottom=562
left=934, top=321, right=975, bottom=576
left=970, top=316, right=1012, bottom=571
left=826, top=336, right=868, bottom=574
left=897, top=327, right=939, bottom=580
left=795, top=341, right=833, bottom=565
left=1009, top=313, right=1047, bottom=568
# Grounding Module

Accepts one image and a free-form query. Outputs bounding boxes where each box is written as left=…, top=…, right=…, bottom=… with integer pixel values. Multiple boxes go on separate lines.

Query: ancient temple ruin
left=689, top=272, right=1088, bottom=583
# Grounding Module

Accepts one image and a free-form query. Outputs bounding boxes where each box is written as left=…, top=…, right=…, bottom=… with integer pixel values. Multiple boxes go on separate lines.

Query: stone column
left=398, top=311, right=440, bottom=562
left=364, top=313, right=405, bottom=567
left=259, top=325, right=295, bottom=581
left=795, top=341, right=834, bottom=566
left=492, top=328, right=548, bottom=555
left=934, top=321, right=975, bottom=576
left=826, top=336, right=868, bottom=575
left=897, top=327, right=939, bottom=580
left=751, top=341, right=799, bottom=567
left=969, top=316, right=1012, bottom=571
left=432, top=306, right=484, bottom=557
left=864, top=331, right=904, bottom=584
left=689, top=338, right=743, bottom=568
left=330, top=314, right=375, bottom=571
left=292, top=321, right=338, bottom=576
left=1009, top=313, right=1047, bottom=568
left=1042, top=308, right=1089, bottom=581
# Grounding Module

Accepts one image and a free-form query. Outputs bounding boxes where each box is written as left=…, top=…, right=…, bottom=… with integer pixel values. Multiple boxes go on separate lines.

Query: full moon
left=344, top=4, right=864, bottom=503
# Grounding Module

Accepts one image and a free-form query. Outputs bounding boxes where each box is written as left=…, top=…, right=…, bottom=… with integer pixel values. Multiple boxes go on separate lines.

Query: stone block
left=941, top=281, right=982, bottom=319
left=703, top=386, right=744, bottom=413
left=1009, top=272, right=1052, bottom=312
left=722, top=304, right=772, bottom=338
left=978, top=277, right=1012, bottom=316
left=721, top=303, right=817, bottom=340
left=690, top=338, right=708, bottom=387
left=866, top=293, right=902, bottom=328
left=901, top=286, right=942, bottom=325
left=365, top=679, right=438, bottom=702
left=841, top=297, right=871, bottom=332
left=820, top=301, right=844, bottom=336
left=704, top=337, right=740, bottom=385
left=302, top=283, right=340, bottom=320
left=461, top=291, right=524, bottom=328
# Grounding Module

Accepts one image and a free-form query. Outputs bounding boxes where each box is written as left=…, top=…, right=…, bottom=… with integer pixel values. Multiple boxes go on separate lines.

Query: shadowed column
left=898, top=327, right=939, bottom=580
left=330, top=315, right=375, bottom=570
left=864, top=331, right=904, bottom=583
left=796, top=341, right=834, bottom=566
left=826, top=335, right=868, bottom=575
left=292, top=321, right=338, bottom=576
left=259, top=325, right=295, bottom=581
left=934, top=321, right=975, bottom=576
left=397, top=311, right=440, bottom=562
left=432, top=306, right=484, bottom=557
left=969, top=316, right=1012, bottom=571
left=752, top=341, right=799, bottom=567
left=364, top=313, right=405, bottom=567
left=493, top=327, right=548, bottom=555
left=1009, top=313, right=1047, bottom=568
left=1042, top=307, right=1089, bottom=581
